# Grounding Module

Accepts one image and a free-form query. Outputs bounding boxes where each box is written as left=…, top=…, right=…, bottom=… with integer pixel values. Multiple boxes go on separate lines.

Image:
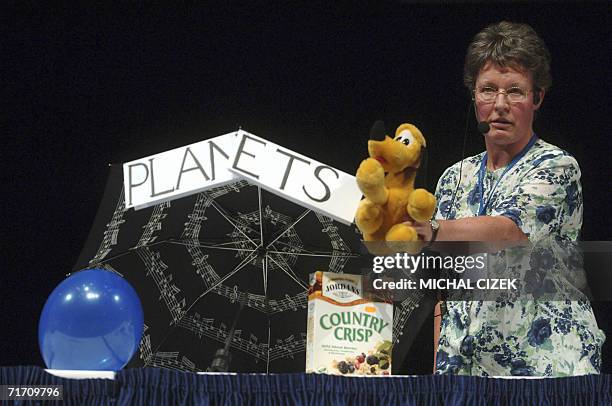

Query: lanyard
left=477, top=135, right=538, bottom=216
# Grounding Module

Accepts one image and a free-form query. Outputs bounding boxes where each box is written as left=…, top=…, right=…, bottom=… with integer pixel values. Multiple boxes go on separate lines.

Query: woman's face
left=474, top=61, right=544, bottom=149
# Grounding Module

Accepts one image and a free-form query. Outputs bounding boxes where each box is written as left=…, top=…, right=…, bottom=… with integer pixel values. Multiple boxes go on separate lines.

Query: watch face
left=430, top=219, right=439, bottom=230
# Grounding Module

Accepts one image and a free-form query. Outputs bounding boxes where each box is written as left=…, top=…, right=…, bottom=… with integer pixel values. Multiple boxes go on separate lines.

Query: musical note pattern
left=182, top=193, right=221, bottom=288
left=206, top=180, right=247, bottom=199
left=206, top=288, right=308, bottom=315
left=316, top=212, right=348, bottom=251
left=177, top=313, right=267, bottom=361
left=392, top=291, right=425, bottom=344
left=89, top=188, right=126, bottom=265
left=229, top=205, right=302, bottom=272
left=182, top=191, right=216, bottom=240
left=147, top=352, right=199, bottom=372
left=139, top=323, right=202, bottom=371
left=135, top=201, right=170, bottom=248
left=139, top=325, right=153, bottom=364
left=136, top=246, right=186, bottom=324
left=94, top=263, right=124, bottom=278
left=85, top=178, right=375, bottom=371
left=316, top=212, right=354, bottom=273
left=177, top=313, right=307, bottom=362
left=269, top=333, right=307, bottom=361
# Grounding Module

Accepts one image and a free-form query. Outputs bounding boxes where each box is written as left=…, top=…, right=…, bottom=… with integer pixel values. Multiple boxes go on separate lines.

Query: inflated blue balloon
left=39, top=268, right=144, bottom=371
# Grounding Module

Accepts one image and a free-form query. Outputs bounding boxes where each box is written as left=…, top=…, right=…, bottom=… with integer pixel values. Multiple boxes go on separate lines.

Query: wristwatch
left=428, top=219, right=440, bottom=244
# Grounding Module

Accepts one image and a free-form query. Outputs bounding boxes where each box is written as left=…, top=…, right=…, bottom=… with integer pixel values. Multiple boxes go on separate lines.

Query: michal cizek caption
left=371, top=252, right=518, bottom=291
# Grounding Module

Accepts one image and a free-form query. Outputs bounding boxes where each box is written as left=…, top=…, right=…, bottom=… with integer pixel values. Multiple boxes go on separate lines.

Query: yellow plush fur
left=355, top=123, right=436, bottom=242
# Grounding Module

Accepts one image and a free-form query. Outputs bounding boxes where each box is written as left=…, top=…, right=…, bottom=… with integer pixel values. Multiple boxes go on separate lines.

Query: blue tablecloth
left=2, top=366, right=611, bottom=405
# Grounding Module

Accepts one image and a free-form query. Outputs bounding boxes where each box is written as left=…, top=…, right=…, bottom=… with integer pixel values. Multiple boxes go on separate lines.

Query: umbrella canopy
left=73, top=165, right=431, bottom=373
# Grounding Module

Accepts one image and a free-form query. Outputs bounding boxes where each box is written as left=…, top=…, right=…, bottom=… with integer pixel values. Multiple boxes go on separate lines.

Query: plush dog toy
left=355, top=122, right=436, bottom=242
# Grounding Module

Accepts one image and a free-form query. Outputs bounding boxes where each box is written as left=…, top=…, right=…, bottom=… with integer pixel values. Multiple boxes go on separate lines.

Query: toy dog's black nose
left=369, top=120, right=386, bottom=141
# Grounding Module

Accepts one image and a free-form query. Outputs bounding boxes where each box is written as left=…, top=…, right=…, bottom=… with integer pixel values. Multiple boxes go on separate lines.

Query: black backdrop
left=3, top=2, right=611, bottom=371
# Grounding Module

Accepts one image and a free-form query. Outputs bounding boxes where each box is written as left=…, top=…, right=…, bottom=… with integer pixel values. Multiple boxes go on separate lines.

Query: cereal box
left=305, top=271, right=393, bottom=375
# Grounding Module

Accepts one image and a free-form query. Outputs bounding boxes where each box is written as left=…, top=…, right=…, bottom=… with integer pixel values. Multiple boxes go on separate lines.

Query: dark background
left=3, top=2, right=611, bottom=371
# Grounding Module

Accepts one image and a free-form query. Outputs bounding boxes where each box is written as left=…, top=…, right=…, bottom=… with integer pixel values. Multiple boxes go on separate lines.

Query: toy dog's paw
left=385, top=223, right=418, bottom=241
left=357, top=158, right=384, bottom=189
left=385, top=224, right=423, bottom=254
left=407, top=189, right=436, bottom=221
left=356, top=158, right=388, bottom=204
left=355, top=199, right=384, bottom=234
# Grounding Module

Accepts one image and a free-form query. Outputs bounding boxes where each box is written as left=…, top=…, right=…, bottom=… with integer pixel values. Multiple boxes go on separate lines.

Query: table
left=1, top=366, right=610, bottom=405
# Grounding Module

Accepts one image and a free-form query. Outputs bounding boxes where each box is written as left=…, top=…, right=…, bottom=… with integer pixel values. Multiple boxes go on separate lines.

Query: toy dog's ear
left=370, top=120, right=386, bottom=141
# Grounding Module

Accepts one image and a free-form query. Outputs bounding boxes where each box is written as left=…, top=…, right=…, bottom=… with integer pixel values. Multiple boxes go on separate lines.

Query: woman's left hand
left=403, top=220, right=433, bottom=242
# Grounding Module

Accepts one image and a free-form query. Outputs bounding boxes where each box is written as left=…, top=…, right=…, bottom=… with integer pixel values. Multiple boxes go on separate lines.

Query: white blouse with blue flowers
left=434, top=138, right=605, bottom=376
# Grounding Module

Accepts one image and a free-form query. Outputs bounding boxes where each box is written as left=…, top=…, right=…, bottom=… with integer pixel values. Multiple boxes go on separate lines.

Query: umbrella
left=72, top=165, right=432, bottom=373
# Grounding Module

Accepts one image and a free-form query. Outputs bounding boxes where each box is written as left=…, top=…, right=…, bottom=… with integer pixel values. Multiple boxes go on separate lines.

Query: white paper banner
left=228, top=132, right=361, bottom=225
left=123, top=131, right=239, bottom=210
left=122, top=130, right=361, bottom=225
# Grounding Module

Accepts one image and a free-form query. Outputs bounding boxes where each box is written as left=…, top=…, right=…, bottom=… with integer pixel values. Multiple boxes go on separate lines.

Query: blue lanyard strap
left=477, top=134, right=538, bottom=216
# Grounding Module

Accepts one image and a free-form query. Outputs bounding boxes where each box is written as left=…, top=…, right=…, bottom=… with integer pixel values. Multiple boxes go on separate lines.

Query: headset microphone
left=477, top=121, right=490, bottom=134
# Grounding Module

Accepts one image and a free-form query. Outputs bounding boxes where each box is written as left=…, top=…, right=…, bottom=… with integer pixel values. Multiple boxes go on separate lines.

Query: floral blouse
left=433, top=138, right=605, bottom=376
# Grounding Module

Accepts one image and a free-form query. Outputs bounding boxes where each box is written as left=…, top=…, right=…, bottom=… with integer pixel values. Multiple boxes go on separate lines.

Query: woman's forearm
left=436, top=216, right=528, bottom=242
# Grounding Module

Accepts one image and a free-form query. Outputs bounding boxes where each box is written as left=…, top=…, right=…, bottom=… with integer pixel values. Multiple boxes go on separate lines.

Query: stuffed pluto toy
left=355, top=122, right=436, bottom=243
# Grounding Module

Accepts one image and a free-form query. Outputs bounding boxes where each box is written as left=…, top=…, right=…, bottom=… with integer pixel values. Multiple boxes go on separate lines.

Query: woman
left=410, top=21, right=605, bottom=376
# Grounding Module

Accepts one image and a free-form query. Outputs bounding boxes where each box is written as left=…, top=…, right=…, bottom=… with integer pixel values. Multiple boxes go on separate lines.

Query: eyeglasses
left=474, top=86, right=531, bottom=104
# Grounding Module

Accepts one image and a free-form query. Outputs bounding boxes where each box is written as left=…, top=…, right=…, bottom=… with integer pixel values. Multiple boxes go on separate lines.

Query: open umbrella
left=73, top=165, right=431, bottom=373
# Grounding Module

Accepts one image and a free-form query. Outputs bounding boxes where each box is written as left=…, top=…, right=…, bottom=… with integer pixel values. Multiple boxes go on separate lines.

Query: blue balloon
left=39, top=268, right=144, bottom=371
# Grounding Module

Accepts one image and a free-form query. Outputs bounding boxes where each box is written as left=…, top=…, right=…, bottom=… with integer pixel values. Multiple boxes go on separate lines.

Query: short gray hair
left=464, top=21, right=552, bottom=92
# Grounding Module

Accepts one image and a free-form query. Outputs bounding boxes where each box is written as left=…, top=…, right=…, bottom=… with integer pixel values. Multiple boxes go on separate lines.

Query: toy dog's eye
left=395, top=130, right=416, bottom=146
